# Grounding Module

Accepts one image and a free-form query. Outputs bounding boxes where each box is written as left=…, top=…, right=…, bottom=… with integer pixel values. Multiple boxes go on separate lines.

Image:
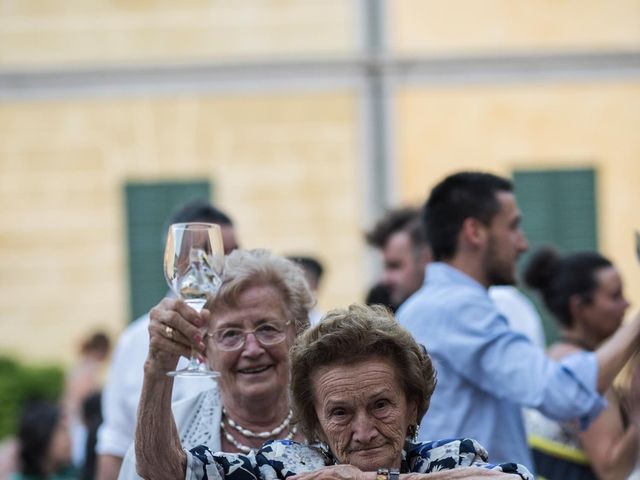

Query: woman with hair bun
left=524, top=247, right=639, bottom=480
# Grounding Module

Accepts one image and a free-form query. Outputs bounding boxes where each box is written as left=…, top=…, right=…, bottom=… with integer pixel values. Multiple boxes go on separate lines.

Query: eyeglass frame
left=204, top=319, right=293, bottom=351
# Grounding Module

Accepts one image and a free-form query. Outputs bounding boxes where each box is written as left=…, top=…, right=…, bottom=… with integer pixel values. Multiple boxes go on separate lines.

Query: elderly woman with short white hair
left=118, top=249, right=313, bottom=479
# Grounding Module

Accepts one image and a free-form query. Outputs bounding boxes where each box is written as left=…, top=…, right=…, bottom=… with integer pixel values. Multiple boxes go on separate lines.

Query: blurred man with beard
left=366, top=207, right=431, bottom=310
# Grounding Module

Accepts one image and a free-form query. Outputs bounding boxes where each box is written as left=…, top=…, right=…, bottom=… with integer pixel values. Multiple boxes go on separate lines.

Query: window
left=125, top=181, right=211, bottom=322
left=514, top=168, right=597, bottom=343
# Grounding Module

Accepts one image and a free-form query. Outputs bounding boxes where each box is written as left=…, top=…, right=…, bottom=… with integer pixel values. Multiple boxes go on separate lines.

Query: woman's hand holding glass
left=147, top=298, right=210, bottom=376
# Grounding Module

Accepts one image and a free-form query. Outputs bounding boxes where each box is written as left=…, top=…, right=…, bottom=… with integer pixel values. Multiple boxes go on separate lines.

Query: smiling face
left=207, top=284, right=295, bottom=403
left=311, top=357, right=417, bottom=471
left=482, top=192, right=529, bottom=286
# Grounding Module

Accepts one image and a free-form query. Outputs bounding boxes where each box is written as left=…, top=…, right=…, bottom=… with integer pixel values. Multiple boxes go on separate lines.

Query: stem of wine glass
left=184, top=299, right=207, bottom=370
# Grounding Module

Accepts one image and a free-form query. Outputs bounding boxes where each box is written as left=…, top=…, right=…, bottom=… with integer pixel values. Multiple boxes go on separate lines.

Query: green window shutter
left=125, top=181, right=211, bottom=323
left=513, top=168, right=597, bottom=344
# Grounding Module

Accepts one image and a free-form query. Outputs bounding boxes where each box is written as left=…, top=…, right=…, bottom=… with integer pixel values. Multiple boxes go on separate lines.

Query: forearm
left=402, top=468, right=518, bottom=479
left=596, top=312, right=640, bottom=393
left=134, top=366, right=186, bottom=479
left=592, top=424, right=639, bottom=480
left=96, top=454, right=123, bottom=480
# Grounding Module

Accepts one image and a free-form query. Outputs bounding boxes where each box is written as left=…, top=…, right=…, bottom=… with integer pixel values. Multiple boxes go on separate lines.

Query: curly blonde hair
left=205, top=249, right=314, bottom=333
left=290, top=304, right=437, bottom=442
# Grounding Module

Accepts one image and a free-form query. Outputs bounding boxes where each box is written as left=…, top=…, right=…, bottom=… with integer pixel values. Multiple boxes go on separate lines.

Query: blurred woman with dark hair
left=524, top=247, right=639, bottom=480
left=11, top=401, right=76, bottom=479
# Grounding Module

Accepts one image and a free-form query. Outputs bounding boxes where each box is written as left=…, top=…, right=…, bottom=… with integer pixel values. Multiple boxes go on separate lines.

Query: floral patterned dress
left=184, top=438, right=533, bottom=480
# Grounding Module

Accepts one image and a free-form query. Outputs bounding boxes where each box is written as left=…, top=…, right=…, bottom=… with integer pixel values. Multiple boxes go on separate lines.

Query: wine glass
left=163, top=222, right=224, bottom=377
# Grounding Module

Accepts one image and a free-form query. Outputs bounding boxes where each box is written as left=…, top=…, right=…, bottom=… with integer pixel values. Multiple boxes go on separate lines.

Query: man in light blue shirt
left=397, top=171, right=640, bottom=470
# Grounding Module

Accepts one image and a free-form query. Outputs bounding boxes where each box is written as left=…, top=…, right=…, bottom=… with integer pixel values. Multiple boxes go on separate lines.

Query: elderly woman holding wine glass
left=117, top=248, right=313, bottom=479
left=125, top=302, right=533, bottom=480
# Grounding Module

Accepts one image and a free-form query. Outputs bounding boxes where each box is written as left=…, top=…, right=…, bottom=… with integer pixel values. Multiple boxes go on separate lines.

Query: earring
left=407, top=424, right=419, bottom=441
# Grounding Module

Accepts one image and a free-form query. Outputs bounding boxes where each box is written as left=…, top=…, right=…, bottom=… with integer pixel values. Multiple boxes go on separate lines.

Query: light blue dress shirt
left=397, top=263, right=606, bottom=471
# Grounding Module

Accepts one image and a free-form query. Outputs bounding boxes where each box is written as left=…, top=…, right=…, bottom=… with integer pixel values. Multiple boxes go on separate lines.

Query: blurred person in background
left=397, top=171, right=640, bottom=471
left=119, top=249, right=313, bottom=479
left=63, top=332, right=111, bottom=472
left=11, top=401, right=76, bottom=480
left=95, top=200, right=239, bottom=480
left=80, top=392, right=102, bottom=480
left=366, top=206, right=545, bottom=347
left=286, top=255, right=324, bottom=324
left=366, top=207, right=431, bottom=311
left=364, top=281, right=395, bottom=311
left=627, top=356, right=640, bottom=480
left=524, top=247, right=640, bottom=480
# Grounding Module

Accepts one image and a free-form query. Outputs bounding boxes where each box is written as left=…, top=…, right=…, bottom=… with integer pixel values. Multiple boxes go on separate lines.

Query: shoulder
left=489, top=287, right=538, bottom=318
left=257, top=440, right=328, bottom=475
left=399, top=283, right=498, bottom=337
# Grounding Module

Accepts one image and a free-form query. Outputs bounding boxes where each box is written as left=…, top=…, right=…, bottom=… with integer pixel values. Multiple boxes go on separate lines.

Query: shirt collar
left=426, top=262, right=487, bottom=294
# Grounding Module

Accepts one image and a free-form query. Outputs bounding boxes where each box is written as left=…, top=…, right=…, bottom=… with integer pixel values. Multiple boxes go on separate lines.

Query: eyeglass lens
left=213, top=323, right=286, bottom=350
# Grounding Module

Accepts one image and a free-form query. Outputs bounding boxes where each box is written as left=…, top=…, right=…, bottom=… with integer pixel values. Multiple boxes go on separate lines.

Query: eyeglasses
left=206, top=320, right=291, bottom=351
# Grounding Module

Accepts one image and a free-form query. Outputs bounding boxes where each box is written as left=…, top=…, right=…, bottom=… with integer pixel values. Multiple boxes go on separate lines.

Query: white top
left=118, top=388, right=222, bottom=480
left=96, top=314, right=216, bottom=457
left=489, top=285, right=546, bottom=349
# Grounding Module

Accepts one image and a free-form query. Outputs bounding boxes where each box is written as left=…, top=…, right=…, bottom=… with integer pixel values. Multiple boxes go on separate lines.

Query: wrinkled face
left=207, top=285, right=296, bottom=402
left=482, top=192, right=528, bottom=286
left=580, top=266, right=629, bottom=343
left=382, top=231, right=427, bottom=306
left=311, top=357, right=417, bottom=471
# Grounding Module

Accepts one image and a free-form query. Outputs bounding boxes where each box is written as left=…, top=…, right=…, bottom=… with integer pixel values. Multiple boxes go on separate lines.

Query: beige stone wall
left=2, top=0, right=640, bottom=367
left=0, top=0, right=355, bottom=67
left=391, top=0, right=640, bottom=53
left=395, top=82, right=640, bottom=311
left=0, top=92, right=361, bottom=365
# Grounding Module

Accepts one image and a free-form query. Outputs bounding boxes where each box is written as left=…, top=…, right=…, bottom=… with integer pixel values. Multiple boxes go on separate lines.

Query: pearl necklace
left=222, top=408, right=293, bottom=438
left=220, top=420, right=297, bottom=454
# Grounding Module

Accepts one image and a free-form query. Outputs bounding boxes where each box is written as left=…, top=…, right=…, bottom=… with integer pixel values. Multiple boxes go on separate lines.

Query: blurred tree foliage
left=0, top=356, right=64, bottom=440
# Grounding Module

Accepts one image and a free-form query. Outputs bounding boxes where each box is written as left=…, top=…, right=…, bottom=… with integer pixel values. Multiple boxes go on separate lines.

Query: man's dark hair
left=80, top=331, right=110, bottom=357
left=365, top=282, right=397, bottom=313
left=168, top=199, right=233, bottom=226
left=366, top=207, right=423, bottom=249
left=287, top=256, right=324, bottom=286
left=162, top=200, right=234, bottom=248
left=423, top=172, right=513, bottom=261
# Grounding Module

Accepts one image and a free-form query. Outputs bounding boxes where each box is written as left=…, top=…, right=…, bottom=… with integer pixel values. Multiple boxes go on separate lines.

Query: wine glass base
left=166, top=368, right=220, bottom=378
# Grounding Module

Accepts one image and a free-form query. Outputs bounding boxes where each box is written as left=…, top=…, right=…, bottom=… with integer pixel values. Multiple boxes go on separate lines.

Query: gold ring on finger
left=165, top=325, right=174, bottom=339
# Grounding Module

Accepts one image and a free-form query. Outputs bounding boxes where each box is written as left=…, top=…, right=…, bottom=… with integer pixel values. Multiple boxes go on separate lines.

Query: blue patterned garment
left=185, top=438, right=533, bottom=480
